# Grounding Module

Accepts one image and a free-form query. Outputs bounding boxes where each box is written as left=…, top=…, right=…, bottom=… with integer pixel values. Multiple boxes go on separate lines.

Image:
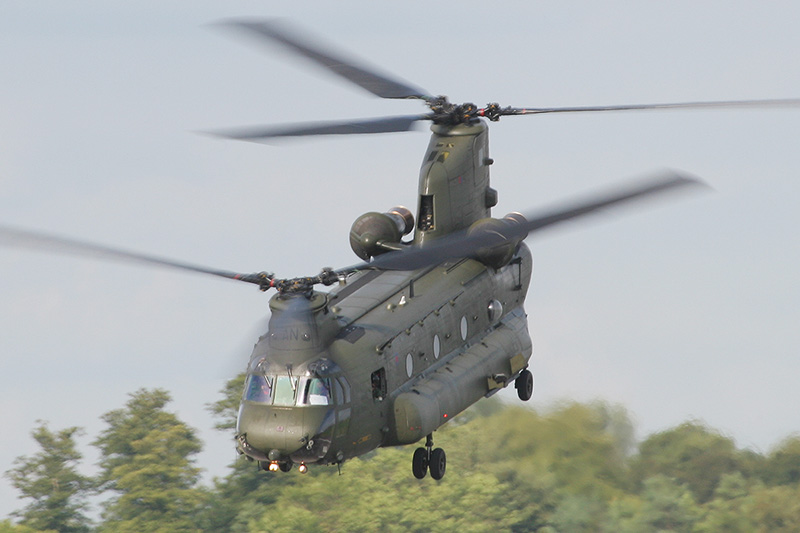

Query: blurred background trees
left=5, top=380, right=800, bottom=532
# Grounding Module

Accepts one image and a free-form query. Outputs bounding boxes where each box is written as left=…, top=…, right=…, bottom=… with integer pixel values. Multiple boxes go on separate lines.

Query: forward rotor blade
left=368, top=171, right=706, bottom=271
left=220, top=19, right=432, bottom=101
left=0, top=225, right=267, bottom=287
left=503, top=98, right=800, bottom=116
left=212, top=114, right=430, bottom=141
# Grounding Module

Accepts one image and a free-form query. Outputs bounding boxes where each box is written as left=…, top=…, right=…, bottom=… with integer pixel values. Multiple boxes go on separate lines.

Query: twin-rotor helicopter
left=3, top=20, right=799, bottom=480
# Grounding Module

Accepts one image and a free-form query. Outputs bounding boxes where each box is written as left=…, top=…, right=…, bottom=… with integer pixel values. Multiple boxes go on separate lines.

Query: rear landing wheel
left=412, top=447, right=428, bottom=479
left=429, top=448, right=446, bottom=480
left=516, top=369, right=534, bottom=401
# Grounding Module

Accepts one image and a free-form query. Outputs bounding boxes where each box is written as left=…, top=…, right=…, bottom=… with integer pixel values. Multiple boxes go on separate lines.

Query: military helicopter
left=2, top=19, right=799, bottom=480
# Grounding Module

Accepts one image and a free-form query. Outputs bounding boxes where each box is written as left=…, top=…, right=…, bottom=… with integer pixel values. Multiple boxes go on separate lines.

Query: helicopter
left=2, top=19, right=799, bottom=481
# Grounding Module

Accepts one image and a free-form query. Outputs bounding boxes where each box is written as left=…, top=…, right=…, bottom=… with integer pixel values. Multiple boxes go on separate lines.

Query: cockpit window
left=272, top=376, right=298, bottom=406
left=242, top=369, right=340, bottom=407
left=297, top=378, right=331, bottom=406
left=244, top=374, right=273, bottom=403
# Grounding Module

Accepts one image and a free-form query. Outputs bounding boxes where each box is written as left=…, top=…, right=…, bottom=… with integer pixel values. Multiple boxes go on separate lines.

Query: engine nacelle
left=349, top=206, right=414, bottom=260
left=467, top=212, right=527, bottom=269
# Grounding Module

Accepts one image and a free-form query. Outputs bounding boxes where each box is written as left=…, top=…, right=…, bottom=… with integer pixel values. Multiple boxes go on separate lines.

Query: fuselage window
left=433, top=334, right=441, bottom=359
left=419, top=195, right=434, bottom=231
left=511, top=257, right=523, bottom=290
left=371, top=368, right=387, bottom=400
left=298, top=378, right=331, bottom=406
left=460, top=315, right=468, bottom=340
left=273, top=376, right=298, bottom=406
left=244, top=374, right=273, bottom=403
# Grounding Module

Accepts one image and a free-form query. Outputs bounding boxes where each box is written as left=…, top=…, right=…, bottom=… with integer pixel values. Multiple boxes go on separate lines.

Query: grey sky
left=2, top=1, right=800, bottom=518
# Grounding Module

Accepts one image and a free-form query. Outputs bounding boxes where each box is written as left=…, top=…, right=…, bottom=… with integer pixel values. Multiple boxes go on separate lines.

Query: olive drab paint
left=414, top=122, right=496, bottom=245
left=235, top=120, right=535, bottom=477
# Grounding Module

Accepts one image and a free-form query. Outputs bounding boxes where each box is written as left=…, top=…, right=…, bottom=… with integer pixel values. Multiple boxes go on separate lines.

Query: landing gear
left=516, top=369, right=534, bottom=401
left=429, top=447, right=446, bottom=480
left=411, top=434, right=446, bottom=480
left=412, top=447, right=428, bottom=479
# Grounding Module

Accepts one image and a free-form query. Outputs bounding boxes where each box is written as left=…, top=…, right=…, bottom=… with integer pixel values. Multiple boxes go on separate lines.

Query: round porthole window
left=488, top=299, right=503, bottom=323
left=406, top=353, right=413, bottom=377
left=433, top=335, right=441, bottom=359
left=460, top=316, right=468, bottom=340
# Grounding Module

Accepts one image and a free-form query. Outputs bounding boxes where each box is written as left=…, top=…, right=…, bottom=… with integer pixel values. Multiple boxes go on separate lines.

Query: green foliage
left=0, top=520, right=53, bottom=533
left=632, top=421, right=743, bottom=503
left=249, top=440, right=522, bottom=533
left=694, top=473, right=758, bottom=532
left=4, top=423, right=91, bottom=533
left=481, top=402, right=632, bottom=497
left=12, top=388, right=800, bottom=532
left=625, top=475, right=700, bottom=532
left=207, top=373, right=245, bottom=432
left=762, top=435, right=800, bottom=486
left=210, top=400, right=634, bottom=533
left=92, top=388, right=206, bottom=532
left=746, top=484, right=800, bottom=532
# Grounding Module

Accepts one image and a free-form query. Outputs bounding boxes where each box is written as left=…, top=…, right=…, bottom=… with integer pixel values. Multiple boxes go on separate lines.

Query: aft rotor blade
left=212, top=114, right=430, bottom=141
left=0, top=225, right=269, bottom=287
left=502, top=98, right=800, bottom=116
left=368, top=171, right=706, bottom=271
left=221, top=19, right=432, bottom=101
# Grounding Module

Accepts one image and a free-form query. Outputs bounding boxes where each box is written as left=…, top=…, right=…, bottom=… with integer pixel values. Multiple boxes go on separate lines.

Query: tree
left=92, top=388, right=206, bottom=532
left=206, top=373, right=245, bottom=432
left=4, top=423, right=91, bottom=533
left=249, top=429, right=523, bottom=533
left=761, top=435, right=800, bottom=486
left=632, top=421, right=742, bottom=503
left=0, top=520, right=51, bottom=533
left=620, top=475, right=700, bottom=532
left=747, top=484, right=800, bottom=532
left=694, top=472, right=758, bottom=533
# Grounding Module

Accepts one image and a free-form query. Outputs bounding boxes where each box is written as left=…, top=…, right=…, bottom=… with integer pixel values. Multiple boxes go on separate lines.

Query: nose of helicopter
left=236, top=402, right=330, bottom=460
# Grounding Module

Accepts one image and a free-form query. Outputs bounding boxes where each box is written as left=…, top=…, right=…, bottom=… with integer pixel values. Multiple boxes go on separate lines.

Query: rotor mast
left=413, top=121, right=496, bottom=245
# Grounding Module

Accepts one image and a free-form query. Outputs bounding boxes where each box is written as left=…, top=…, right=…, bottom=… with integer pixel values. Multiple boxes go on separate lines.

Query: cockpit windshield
left=244, top=374, right=273, bottom=403
left=298, top=377, right=331, bottom=406
left=243, top=373, right=333, bottom=407
left=273, top=376, right=298, bottom=406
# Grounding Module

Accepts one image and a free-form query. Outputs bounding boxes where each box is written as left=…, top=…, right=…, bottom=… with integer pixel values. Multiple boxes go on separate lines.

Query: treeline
left=4, top=378, right=800, bottom=533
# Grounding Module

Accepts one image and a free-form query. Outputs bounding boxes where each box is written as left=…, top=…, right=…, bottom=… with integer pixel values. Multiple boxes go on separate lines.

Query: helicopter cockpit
left=237, top=353, right=352, bottom=467
left=244, top=373, right=332, bottom=406
left=242, top=356, right=347, bottom=408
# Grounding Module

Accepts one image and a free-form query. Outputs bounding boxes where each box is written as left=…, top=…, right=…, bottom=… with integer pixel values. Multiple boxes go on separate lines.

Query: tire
left=429, top=448, right=446, bottom=480
left=279, top=461, right=293, bottom=472
left=412, top=447, right=428, bottom=479
left=516, top=369, right=534, bottom=401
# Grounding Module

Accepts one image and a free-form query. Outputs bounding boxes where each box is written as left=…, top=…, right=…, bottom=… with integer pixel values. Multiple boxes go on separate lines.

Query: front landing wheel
left=429, top=448, right=446, bottom=480
left=412, top=447, right=428, bottom=479
left=516, top=369, right=534, bottom=401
